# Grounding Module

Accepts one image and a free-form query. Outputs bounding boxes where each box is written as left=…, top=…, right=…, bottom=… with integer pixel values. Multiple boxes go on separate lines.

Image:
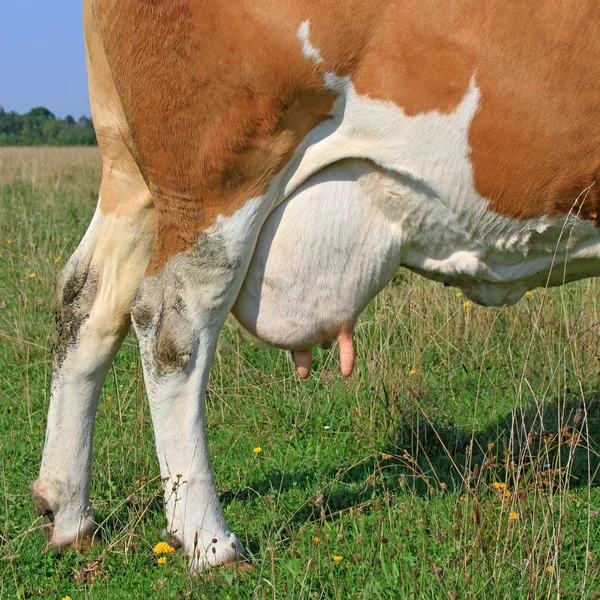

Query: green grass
left=0, top=147, right=599, bottom=599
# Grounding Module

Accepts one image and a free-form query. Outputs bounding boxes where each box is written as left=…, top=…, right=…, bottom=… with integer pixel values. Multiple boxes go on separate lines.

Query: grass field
left=1, top=147, right=599, bottom=599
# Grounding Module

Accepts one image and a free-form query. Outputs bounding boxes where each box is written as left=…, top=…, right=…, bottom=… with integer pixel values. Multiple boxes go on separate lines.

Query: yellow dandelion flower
left=509, top=512, right=519, bottom=521
left=455, top=291, right=463, bottom=297
left=7, top=240, right=12, bottom=244
left=525, top=291, right=533, bottom=297
left=153, top=541, right=176, bottom=554
left=253, top=447, right=262, bottom=454
left=333, top=555, right=343, bottom=563
left=464, top=301, right=473, bottom=309
left=61, top=597, right=72, bottom=600
left=546, top=565, right=554, bottom=574
left=55, top=256, right=62, bottom=263
left=491, top=482, right=507, bottom=490
left=8, top=406, right=13, bottom=413
left=157, top=556, right=167, bottom=565
left=504, top=490, right=512, bottom=499
left=408, top=369, right=417, bottom=376
left=313, top=536, right=320, bottom=543
left=28, top=273, right=36, bottom=279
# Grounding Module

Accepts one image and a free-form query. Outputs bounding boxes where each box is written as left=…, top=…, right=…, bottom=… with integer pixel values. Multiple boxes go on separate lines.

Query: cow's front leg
left=131, top=202, right=267, bottom=570
left=31, top=178, right=154, bottom=547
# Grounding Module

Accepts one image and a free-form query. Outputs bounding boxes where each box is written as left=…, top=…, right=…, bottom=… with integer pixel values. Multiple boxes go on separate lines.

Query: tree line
left=0, top=107, right=96, bottom=146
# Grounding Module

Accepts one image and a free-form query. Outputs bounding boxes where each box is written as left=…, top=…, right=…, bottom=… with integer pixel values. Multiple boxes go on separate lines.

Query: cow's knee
left=132, top=279, right=197, bottom=375
left=53, top=258, right=99, bottom=367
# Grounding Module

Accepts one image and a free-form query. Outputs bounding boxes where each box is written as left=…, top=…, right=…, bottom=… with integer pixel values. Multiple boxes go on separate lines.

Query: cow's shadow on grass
left=94, top=392, right=599, bottom=554
left=228, top=391, right=600, bottom=553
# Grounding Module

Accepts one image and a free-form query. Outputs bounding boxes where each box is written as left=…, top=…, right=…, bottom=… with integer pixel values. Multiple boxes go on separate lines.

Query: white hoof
left=188, top=531, right=246, bottom=572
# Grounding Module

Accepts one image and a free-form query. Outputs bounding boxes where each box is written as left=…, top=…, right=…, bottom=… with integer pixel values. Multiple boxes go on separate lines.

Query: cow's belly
left=232, top=160, right=402, bottom=351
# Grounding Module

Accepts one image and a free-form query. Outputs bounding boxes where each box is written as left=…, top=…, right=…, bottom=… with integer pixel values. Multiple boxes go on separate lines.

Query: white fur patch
left=297, top=20, right=324, bottom=64
left=277, top=21, right=600, bottom=307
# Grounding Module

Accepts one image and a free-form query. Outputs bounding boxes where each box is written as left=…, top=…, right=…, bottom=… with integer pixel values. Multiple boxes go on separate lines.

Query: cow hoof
left=188, top=531, right=246, bottom=572
left=29, top=479, right=98, bottom=550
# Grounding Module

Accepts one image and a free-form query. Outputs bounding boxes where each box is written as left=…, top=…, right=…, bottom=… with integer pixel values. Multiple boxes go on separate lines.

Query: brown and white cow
left=31, top=0, right=600, bottom=570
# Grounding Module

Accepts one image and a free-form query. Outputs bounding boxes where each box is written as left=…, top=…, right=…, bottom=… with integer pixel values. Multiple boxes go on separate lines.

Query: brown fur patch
left=305, top=1, right=600, bottom=222
left=89, top=0, right=336, bottom=273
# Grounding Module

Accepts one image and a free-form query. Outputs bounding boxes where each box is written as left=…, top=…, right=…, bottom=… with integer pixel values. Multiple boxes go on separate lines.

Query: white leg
left=32, top=177, right=154, bottom=547
left=132, top=200, right=266, bottom=569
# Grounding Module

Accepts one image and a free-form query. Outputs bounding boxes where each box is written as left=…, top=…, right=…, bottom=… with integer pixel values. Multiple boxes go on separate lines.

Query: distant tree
left=0, top=108, right=21, bottom=136
left=27, top=107, right=56, bottom=121
left=0, top=106, right=96, bottom=146
left=78, top=116, right=92, bottom=128
left=42, top=119, right=63, bottom=142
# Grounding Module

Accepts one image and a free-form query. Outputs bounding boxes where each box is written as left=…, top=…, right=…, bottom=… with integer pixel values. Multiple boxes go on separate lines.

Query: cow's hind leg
left=131, top=200, right=270, bottom=570
left=31, top=148, right=154, bottom=547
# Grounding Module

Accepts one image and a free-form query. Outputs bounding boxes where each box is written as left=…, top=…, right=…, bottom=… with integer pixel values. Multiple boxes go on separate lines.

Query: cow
left=30, top=0, right=600, bottom=570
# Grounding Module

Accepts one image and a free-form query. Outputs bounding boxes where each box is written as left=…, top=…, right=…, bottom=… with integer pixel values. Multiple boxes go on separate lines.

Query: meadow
left=0, top=147, right=599, bottom=599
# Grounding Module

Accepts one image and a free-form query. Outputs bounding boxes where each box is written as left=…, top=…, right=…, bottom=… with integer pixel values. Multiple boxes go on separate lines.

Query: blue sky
left=1, top=1, right=90, bottom=118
